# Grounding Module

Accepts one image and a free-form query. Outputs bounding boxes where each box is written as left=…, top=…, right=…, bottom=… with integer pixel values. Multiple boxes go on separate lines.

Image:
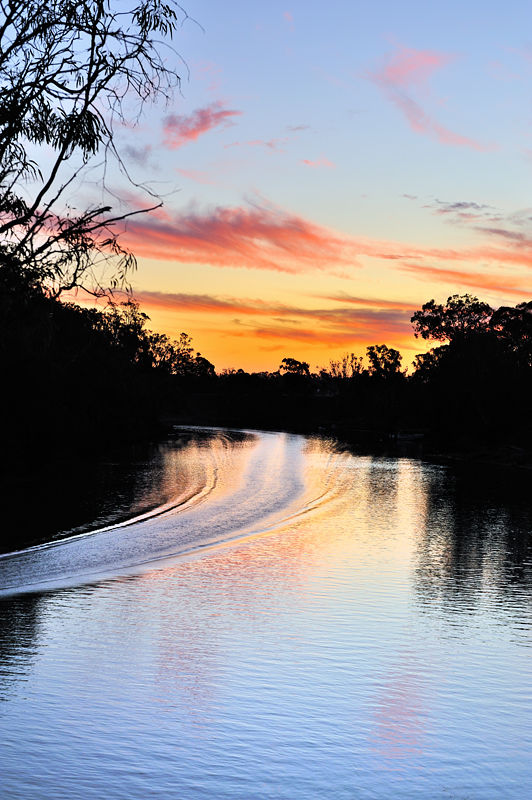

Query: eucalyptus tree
left=411, top=294, right=493, bottom=343
left=366, top=344, right=403, bottom=377
left=0, top=0, right=188, bottom=297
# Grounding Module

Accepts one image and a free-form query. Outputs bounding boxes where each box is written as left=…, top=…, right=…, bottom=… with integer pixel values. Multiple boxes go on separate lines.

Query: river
left=0, top=428, right=531, bottom=799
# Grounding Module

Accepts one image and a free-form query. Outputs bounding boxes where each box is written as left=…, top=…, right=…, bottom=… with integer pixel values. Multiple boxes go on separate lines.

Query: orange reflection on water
left=105, top=433, right=440, bottom=738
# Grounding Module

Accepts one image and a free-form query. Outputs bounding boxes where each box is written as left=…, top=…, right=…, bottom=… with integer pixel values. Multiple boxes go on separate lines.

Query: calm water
left=0, top=428, right=531, bottom=799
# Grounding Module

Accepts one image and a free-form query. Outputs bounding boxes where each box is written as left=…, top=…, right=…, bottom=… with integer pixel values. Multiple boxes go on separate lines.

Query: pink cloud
left=175, top=168, right=218, bottom=185
left=123, top=203, right=360, bottom=273
left=400, top=264, right=532, bottom=297
left=299, top=157, right=336, bottom=168
left=283, top=11, right=294, bottom=32
left=373, top=45, right=453, bottom=90
left=192, top=61, right=223, bottom=93
left=162, top=102, right=242, bottom=149
left=119, top=200, right=532, bottom=277
left=366, top=44, right=493, bottom=151
left=318, top=293, right=414, bottom=310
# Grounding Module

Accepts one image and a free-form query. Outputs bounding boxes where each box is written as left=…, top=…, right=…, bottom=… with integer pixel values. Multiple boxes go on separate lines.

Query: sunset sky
left=95, top=0, right=532, bottom=372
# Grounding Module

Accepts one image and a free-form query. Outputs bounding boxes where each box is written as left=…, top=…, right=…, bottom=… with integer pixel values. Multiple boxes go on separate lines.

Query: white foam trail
left=0, top=430, right=322, bottom=595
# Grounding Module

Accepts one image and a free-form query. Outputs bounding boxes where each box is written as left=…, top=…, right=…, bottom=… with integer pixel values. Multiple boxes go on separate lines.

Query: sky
left=89, top=0, right=532, bottom=372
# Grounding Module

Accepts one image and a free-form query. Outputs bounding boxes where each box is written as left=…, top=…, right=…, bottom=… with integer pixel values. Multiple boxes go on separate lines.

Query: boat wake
left=0, top=429, right=345, bottom=596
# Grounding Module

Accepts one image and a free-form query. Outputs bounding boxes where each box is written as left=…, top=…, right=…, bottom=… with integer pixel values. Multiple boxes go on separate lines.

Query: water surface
left=0, top=428, right=530, bottom=799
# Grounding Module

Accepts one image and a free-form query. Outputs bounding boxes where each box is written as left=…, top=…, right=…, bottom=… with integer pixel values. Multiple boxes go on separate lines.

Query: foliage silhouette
left=0, top=0, right=187, bottom=297
left=366, top=344, right=404, bottom=377
left=0, top=277, right=214, bottom=460
left=411, top=294, right=493, bottom=342
left=279, top=357, right=310, bottom=376
left=410, top=294, right=532, bottom=448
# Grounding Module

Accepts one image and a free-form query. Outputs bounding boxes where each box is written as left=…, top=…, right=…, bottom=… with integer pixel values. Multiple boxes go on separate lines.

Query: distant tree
left=279, top=357, right=310, bottom=376
left=192, top=353, right=216, bottom=379
left=0, top=0, right=188, bottom=297
left=411, top=295, right=493, bottom=342
left=366, top=344, right=403, bottom=377
left=328, top=353, right=363, bottom=379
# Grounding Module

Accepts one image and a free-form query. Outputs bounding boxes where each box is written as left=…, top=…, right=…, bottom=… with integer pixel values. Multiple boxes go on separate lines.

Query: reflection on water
left=0, top=430, right=530, bottom=799
left=414, top=461, right=532, bottom=634
left=0, top=593, right=42, bottom=701
left=0, top=428, right=255, bottom=553
left=370, top=653, right=431, bottom=760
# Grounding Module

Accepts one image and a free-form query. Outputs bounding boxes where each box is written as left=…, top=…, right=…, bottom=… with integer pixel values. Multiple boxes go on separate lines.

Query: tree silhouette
left=366, top=344, right=403, bottom=377
left=490, top=301, right=532, bottom=368
left=410, top=295, right=532, bottom=444
left=279, top=357, right=310, bottom=376
left=328, top=353, right=363, bottom=379
left=411, top=294, right=493, bottom=342
left=0, top=0, right=188, bottom=296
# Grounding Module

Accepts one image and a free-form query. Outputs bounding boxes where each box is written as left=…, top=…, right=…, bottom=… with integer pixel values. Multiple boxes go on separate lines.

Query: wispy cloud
left=123, top=202, right=360, bottom=273
left=425, top=198, right=501, bottom=224
left=400, top=264, right=532, bottom=297
left=225, top=138, right=291, bottom=151
left=121, top=199, right=532, bottom=278
left=283, top=11, right=294, bottom=32
left=135, top=291, right=278, bottom=315
left=162, top=102, right=242, bottom=149
left=318, top=292, right=415, bottom=310
left=424, top=198, right=532, bottom=252
left=193, top=61, right=224, bottom=93
left=175, top=168, right=219, bottom=185
left=365, top=44, right=493, bottom=151
left=123, top=144, right=153, bottom=167
left=476, top=225, right=532, bottom=246
left=299, top=157, right=336, bottom=168
left=135, top=290, right=415, bottom=348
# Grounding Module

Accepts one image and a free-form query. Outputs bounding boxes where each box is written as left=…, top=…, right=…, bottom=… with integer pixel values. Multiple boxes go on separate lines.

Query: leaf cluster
left=0, top=0, right=186, bottom=295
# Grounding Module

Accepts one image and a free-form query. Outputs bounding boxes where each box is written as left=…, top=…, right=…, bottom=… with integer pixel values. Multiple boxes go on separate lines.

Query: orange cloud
left=366, top=44, right=493, bottom=151
left=233, top=316, right=415, bottom=351
left=318, top=293, right=415, bottom=310
left=400, top=263, right=532, bottom=297
left=134, top=290, right=414, bottom=347
left=162, top=102, right=242, bottom=149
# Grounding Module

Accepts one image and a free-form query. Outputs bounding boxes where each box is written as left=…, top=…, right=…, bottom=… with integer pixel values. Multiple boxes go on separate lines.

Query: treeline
left=410, top=294, right=532, bottom=449
left=179, top=293, right=532, bottom=450
left=0, top=265, right=216, bottom=459
left=3, top=278, right=532, bottom=462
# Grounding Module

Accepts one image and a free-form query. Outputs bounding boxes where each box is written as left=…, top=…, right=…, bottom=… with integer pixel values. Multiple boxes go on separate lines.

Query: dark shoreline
left=4, top=406, right=532, bottom=486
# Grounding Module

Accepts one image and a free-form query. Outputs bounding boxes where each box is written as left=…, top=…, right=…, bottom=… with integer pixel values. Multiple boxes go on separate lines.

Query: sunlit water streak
left=0, top=428, right=531, bottom=799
